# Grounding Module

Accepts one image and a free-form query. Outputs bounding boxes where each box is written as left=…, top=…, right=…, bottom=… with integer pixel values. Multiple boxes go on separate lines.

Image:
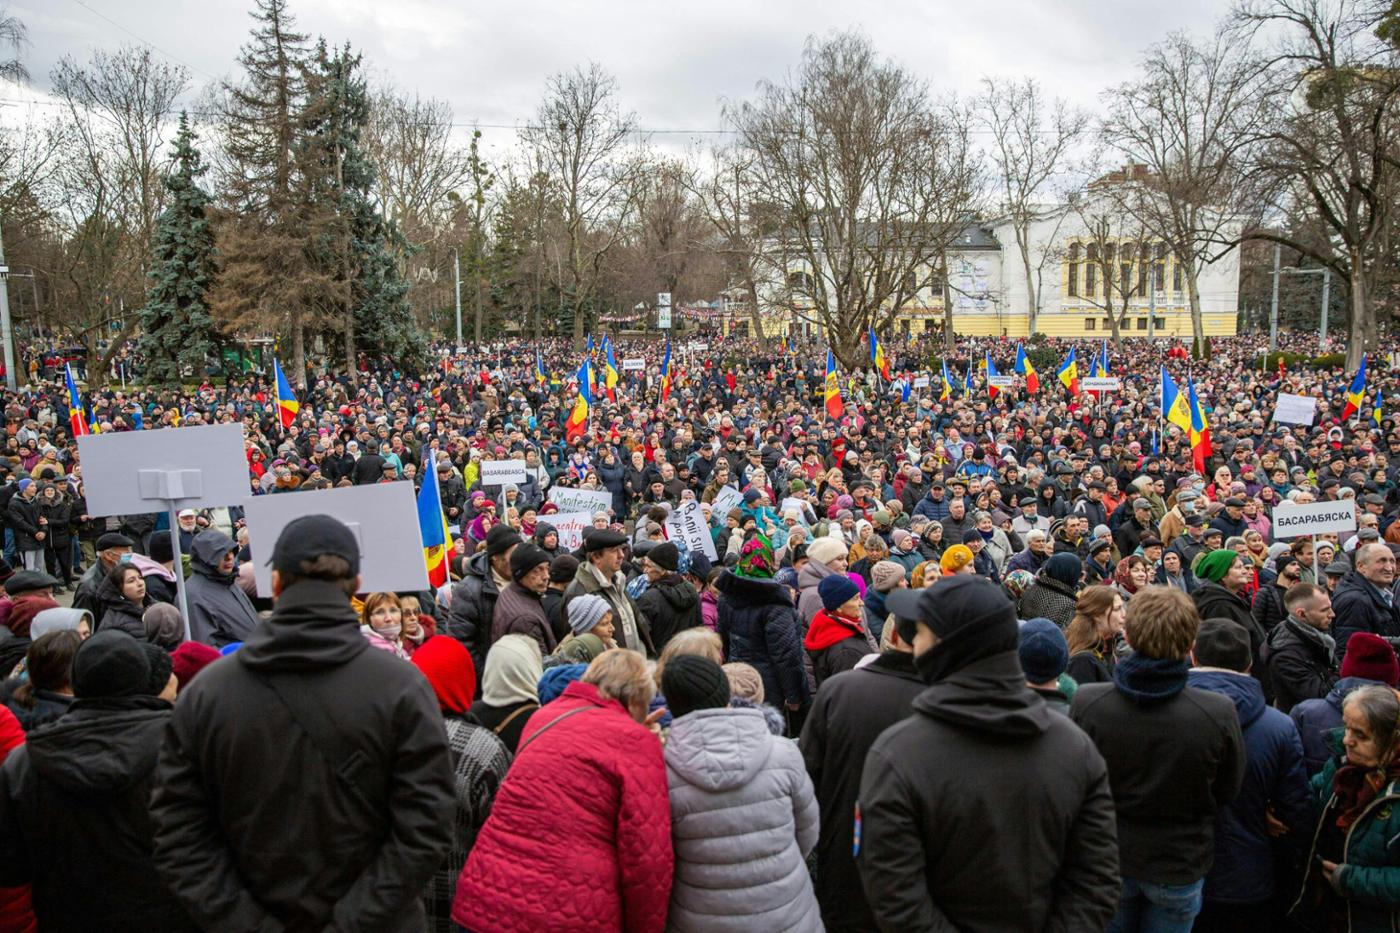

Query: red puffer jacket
left=451, top=680, right=673, bottom=933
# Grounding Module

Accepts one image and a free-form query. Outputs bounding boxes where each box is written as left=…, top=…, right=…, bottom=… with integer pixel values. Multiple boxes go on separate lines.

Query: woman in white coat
left=660, top=655, right=821, bottom=932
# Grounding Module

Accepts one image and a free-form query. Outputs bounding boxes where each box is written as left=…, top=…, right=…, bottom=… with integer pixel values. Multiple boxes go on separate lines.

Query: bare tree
left=977, top=77, right=1088, bottom=333
left=1102, top=29, right=1265, bottom=351
left=522, top=63, right=639, bottom=346
left=363, top=86, right=469, bottom=242
left=1235, top=0, right=1399, bottom=367
left=689, top=144, right=775, bottom=342
left=731, top=31, right=981, bottom=367
left=1069, top=186, right=1153, bottom=346
left=0, top=5, right=27, bottom=84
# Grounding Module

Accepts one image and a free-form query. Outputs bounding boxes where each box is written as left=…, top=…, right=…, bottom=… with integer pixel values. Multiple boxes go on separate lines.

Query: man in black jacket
left=0, top=630, right=193, bottom=931
left=1263, top=583, right=1338, bottom=714
left=1332, top=542, right=1400, bottom=660
left=633, top=541, right=700, bottom=653
left=449, top=524, right=521, bottom=675
left=151, top=515, right=454, bottom=932
left=6, top=478, right=45, bottom=571
left=1071, top=585, right=1245, bottom=931
left=800, top=620, right=924, bottom=932
left=856, top=575, right=1120, bottom=931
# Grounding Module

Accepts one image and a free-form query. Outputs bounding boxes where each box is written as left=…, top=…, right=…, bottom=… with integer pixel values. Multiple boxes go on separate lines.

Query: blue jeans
left=1108, top=876, right=1205, bottom=933
left=3, top=527, right=14, bottom=565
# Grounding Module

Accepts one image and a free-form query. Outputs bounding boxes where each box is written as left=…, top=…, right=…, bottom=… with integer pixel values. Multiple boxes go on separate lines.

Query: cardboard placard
left=480, top=459, right=527, bottom=486
left=1273, top=393, right=1318, bottom=426
left=709, top=485, right=743, bottom=517
left=243, top=483, right=430, bottom=597
left=623, top=358, right=646, bottom=371
left=664, top=499, right=718, bottom=562
left=76, top=423, right=251, bottom=517
left=988, top=375, right=1016, bottom=388
left=779, top=497, right=811, bottom=525
left=547, top=486, right=614, bottom=515
left=1271, top=499, right=1357, bottom=539
left=912, top=375, right=931, bottom=388
left=1081, top=377, right=1121, bottom=391
left=541, top=511, right=595, bottom=551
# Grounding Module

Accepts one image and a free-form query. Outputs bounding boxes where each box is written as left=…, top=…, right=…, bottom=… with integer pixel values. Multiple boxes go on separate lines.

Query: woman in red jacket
left=451, top=649, right=673, bottom=933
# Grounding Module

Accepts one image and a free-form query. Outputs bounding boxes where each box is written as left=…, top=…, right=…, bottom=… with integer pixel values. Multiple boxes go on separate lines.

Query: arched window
left=1067, top=243, right=1079, bottom=297
left=1085, top=244, right=1098, bottom=296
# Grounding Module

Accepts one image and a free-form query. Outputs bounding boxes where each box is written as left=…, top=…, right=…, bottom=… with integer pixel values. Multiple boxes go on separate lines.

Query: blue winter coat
left=715, top=571, right=808, bottom=709
left=1188, top=669, right=1312, bottom=905
left=1291, top=677, right=1385, bottom=777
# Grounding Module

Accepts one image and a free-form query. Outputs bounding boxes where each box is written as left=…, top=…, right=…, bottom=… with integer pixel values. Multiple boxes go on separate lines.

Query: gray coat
left=664, top=707, right=821, bottom=933
left=185, top=531, right=260, bottom=648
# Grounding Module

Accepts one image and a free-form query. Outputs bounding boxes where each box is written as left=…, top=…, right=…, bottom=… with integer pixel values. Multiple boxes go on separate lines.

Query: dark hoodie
left=95, top=570, right=152, bottom=638
left=151, top=579, right=455, bottom=933
left=0, top=633, right=195, bottom=931
left=532, top=521, right=560, bottom=559
left=184, top=530, right=259, bottom=648
left=857, top=651, right=1120, bottom=931
left=635, top=573, right=701, bottom=653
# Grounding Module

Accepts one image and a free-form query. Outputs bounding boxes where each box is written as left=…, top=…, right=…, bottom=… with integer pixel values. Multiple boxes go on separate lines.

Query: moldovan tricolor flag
left=417, top=455, right=452, bottom=588
left=1057, top=347, right=1079, bottom=395
left=824, top=350, right=844, bottom=419
left=940, top=359, right=954, bottom=401
left=659, top=339, right=673, bottom=402
left=604, top=338, right=620, bottom=402
left=1014, top=344, right=1039, bottom=393
left=986, top=353, right=1002, bottom=399
left=566, top=359, right=592, bottom=441
left=1341, top=355, right=1368, bottom=421
left=868, top=326, right=891, bottom=380
left=1188, top=378, right=1212, bottom=473
left=273, top=358, right=300, bottom=429
left=65, top=364, right=87, bottom=437
left=1161, top=367, right=1192, bottom=434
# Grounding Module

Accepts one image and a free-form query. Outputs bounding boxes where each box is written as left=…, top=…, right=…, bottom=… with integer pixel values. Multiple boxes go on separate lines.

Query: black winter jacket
left=800, top=652, right=924, bottom=932
left=1250, top=582, right=1289, bottom=635
left=449, top=551, right=501, bottom=676
left=1332, top=571, right=1400, bottom=660
left=634, top=574, right=701, bottom=653
left=715, top=571, right=808, bottom=709
left=5, top=493, right=42, bottom=551
left=0, top=696, right=197, bottom=932
left=858, top=652, right=1121, bottom=930
left=151, top=580, right=455, bottom=933
left=1193, top=582, right=1267, bottom=687
left=1262, top=618, right=1339, bottom=715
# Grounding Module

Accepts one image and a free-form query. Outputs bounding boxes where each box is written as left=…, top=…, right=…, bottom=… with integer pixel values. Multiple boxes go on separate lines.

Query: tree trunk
left=940, top=257, right=954, bottom=353
left=1017, top=224, right=1037, bottom=334
left=1186, top=262, right=1205, bottom=355
left=344, top=307, right=355, bottom=384
left=292, top=321, right=306, bottom=389
left=1348, top=257, right=1373, bottom=371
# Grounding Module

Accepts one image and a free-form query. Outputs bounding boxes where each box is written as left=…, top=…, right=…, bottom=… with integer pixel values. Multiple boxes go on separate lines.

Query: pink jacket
left=452, top=681, right=673, bottom=932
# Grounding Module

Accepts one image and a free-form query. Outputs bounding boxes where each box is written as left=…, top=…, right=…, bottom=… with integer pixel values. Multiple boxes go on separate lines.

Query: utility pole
left=1268, top=244, right=1281, bottom=354
left=0, top=223, right=15, bottom=391
left=1319, top=267, right=1330, bottom=352
left=452, top=247, right=463, bottom=348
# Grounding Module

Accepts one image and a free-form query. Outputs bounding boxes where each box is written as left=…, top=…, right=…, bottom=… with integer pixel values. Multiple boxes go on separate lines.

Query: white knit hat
left=568, top=594, right=611, bottom=635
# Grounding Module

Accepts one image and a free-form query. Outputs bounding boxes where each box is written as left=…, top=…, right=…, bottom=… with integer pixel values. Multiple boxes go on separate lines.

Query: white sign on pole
left=1273, top=393, right=1318, bottom=426
left=912, top=375, right=931, bottom=388
left=779, top=497, right=811, bottom=525
left=694, top=342, right=709, bottom=351
left=988, top=375, right=1016, bottom=389
left=622, top=358, right=646, bottom=372
left=710, top=485, right=743, bottom=517
left=542, top=511, right=595, bottom=551
left=479, top=459, right=527, bottom=486
left=547, top=486, right=614, bottom=515
left=664, top=500, right=718, bottom=562
left=244, top=483, right=431, bottom=597
left=76, top=423, right=250, bottom=517
left=657, top=292, right=672, bottom=330
left=1081, top=377, right=1122, bottom=391
left=1271, top=499, right=1357, bottom=539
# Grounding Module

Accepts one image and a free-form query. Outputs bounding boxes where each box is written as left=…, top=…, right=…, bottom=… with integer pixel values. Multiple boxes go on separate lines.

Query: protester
left=0, top=629, right=79, bottom=731
left=1333, top=542, right=1400, bottom=660
left=857, top=575, right=1120, bottom=929
left=715, top=536, right=807, bottom=721
left=803, top=574, right=874, bottom=686
left=1020, top=618, right=1073, bottom=711
left=1065, top=585, right=1126, bottom=686
left=184, top=530, right=260, bottom=649
left=1072, top=585, right=1246, bottom=931
left=450, top=524, right=521, bottom=672
left=95, top=562, right=154, bottom=637
left=1017, top=552, right=1081, bottom=628
left=491, top=543, right=555, bottom=656
left=451, top=649, right=673, bottom=933
left=1291, top=632, right=1400, bottom=776
left=634, top=541, right=702, bottom=652
left=1263, top=582, right=1339, bottom=714
left=151, top=515, right=455, bottom=931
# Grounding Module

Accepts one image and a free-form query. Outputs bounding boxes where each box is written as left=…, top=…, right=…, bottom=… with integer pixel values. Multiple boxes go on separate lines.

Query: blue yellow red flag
left=417, top=454, right=452, bottom=588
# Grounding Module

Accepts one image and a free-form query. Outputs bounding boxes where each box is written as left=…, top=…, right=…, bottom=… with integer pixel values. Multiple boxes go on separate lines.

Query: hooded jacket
left=1186, top=669, right=1312, bottom=906
left=0, top=695, right=196, bottom=932
left=1193, top=581, right=1268, bottom=687
left=151, top=580, right=455, bottom=933
left=799, top=651, right=924, bottom=931
left=184, top=532, right=259, bottom=649
left=795, top=559, right=836, bottom=629
left=635, top=574, right=701, bottom=653
left=1016, top=575, right=1079, bottom=629
left=93, top=571, right=152, bottom=639
left=664, top=707, right=820, bottom=932
left=857, top=652, right=1120, bottom=930
left=715, top=572, right=807, bottom=710
left=803, top=609, right=872, bottom=687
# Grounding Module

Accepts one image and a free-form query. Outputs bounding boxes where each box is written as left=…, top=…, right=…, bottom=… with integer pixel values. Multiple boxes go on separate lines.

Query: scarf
left=736, top=534, right=775, bottom=579
left=1114, top=558, right=1140, bottom=594
left=1332, top=758, right=1400, bottom=831
left=1113, top=652, right=1189, bottom=705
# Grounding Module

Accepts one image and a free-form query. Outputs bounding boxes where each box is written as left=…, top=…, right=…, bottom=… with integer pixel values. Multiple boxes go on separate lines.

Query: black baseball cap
left=268, top=514, right=361, bottom=576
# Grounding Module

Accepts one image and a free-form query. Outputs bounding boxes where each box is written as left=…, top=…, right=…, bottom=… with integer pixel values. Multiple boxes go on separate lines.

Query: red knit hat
left=1341, top=633, right=1400, bottom=687
left=410, top=635, right=476, bottom=715
left=171, top=642, right=221, bottom=691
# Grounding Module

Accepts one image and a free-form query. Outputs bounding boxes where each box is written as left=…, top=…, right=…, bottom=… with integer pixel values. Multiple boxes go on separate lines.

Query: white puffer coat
left=664, top=706, right=822, bottom=932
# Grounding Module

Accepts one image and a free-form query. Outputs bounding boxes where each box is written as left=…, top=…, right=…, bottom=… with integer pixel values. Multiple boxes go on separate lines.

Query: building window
left=1085, top=244, right=1098, bottom=296
left=1121, top=262, right=1132, bottom=296
left=1103, top=318, right=1114, bottom=330
left=1137, top=317, right=1148, bottom=330
left=1154, top=316, right=1166, bottom=329
left=1067, top=243, right=1079, bottom=297
left=1172, top=261, right=1183, bottom=292
left=1085, top=318, right=1096, bottom=330
left=1155, top=243, right=1167, bottom=291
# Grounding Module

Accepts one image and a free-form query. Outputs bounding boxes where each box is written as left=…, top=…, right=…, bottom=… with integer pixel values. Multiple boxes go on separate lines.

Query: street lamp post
left=0, top=222, right=15, bottom=390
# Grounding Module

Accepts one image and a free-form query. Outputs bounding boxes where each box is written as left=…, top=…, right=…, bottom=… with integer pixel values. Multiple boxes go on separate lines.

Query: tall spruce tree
left=137, top=112, right=218, bottom=385
left=299, top=41, right=425, bottom=374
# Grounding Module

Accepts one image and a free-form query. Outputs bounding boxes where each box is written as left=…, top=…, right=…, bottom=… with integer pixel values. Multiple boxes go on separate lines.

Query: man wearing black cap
left=1210, top=497, right=1248, bottom=538
left=449, top=524, right=522, bottom=675
left=490, top=544, right=555, bottom=656
left=71, top=532, right=135, bottom=619
left=634, top=541, right=701, bottom=653
left=564, top=528, right=654, bottom=656
left=152, top=514, right=454, bottom=932
left=1115, top=498, right=1157, bottom=559
left=856, top=576, right=1120, bottom=930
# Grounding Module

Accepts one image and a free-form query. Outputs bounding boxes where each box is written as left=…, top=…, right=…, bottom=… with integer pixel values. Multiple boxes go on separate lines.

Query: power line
left=67, top=0, right=220, bottom=82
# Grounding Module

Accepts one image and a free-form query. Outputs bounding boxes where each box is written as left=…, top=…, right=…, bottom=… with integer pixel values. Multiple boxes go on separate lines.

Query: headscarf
left=1002, top=568, right=1034, bottom=600
left=1114, top=558, right=1142, bottom=595
left=480, top=633, right=543, bottom=706
left=411, top=635, right=477, bottom=715
left=1043, top=553, right=1082, bottom=588
left=736, top=534, right=775, bottom=579
left=1196, top=548, right=1239, bottom=584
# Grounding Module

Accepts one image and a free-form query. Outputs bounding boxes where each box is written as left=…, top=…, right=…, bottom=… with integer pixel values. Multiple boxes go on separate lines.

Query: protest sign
left=547, top=486, right=614, bottom=515
left=544, top=512, right=595, bottom=550
left=480, top=459, right=527, bottom=486
left=1081, top=377, right=1121, bottom=391
left=710, top=485, right=743, bottom=516
left=780, top=497, right=811, bottom=524
left=1272, top=393, right=1318, bottom=426
left=665, top=500, right=718, bottom=562
left=1271, top=499, right=1357, bottom=538
left=988, top=375, right=1016, bottom=389
left=623, top=358, right=645, bottom=371
left=912, top=375, right=931, bottom=388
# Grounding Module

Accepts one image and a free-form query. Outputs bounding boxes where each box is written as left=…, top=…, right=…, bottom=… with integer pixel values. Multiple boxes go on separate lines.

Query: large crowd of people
left=0, top=328, right=1397, bottom=931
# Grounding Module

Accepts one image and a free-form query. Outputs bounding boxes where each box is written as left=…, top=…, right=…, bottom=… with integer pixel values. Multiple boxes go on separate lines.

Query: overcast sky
left=10, top=0, right=1229, bottom=158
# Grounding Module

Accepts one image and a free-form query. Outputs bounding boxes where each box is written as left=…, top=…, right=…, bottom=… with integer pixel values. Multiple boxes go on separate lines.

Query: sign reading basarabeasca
left=1271, top=500, right=1357, bottom=538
